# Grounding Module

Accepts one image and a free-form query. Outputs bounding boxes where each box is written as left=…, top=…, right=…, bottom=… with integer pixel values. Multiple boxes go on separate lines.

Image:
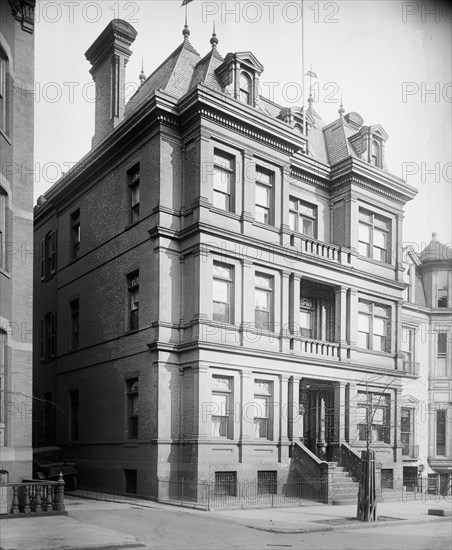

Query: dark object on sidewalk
left=428, top=508, right=452, bottom=517
left=32, top=447, right=77, bottom=490
left=356, top=450, right=377, bottom=521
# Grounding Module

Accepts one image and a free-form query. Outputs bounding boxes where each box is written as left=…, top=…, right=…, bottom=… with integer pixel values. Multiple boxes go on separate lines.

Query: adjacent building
left=34, top=19, right=425, bottom=501
left=0, top=0, right=36, bottom=482
left=402, top=235, right=452, bottom=494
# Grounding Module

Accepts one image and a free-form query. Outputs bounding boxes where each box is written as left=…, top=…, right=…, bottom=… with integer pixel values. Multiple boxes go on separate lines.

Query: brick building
left=33, top=20, right=422, bottom=501
left=0, top=0, right=36, bottom=482
left=401, top=236, right=452, bottom=494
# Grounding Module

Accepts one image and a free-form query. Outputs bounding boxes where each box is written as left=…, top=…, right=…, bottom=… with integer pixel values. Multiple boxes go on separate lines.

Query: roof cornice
left=177, top=84, right=307, bottom=156
left=330, top=157, right=418, bottom=204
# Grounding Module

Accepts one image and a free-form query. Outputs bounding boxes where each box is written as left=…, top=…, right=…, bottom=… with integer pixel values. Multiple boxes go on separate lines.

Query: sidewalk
left=0, top=498, right=146, bottom=550
left=211, top=497, right=452, bottom=534
left=0, top=492, right=450, bottom=550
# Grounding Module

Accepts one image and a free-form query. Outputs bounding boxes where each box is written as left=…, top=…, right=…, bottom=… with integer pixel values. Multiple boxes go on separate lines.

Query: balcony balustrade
left=297, top=336, right=341, bottom=359
left=291, top=234, right=352, bottom=266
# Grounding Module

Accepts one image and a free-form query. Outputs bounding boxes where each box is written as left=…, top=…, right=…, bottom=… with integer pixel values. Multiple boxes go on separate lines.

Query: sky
left=33, top=0, right=451, bottom=251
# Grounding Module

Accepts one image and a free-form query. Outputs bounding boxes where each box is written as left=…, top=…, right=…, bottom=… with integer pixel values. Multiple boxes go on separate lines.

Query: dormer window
left=371, top=140, right=381, bottom=167
left=215, top=52, right=264, bottom=109
left=239, top=73, right=252, bottom=105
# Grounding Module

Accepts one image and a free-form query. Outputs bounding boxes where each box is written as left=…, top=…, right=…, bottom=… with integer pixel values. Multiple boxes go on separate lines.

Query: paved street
left=1, top=495, right=451, bottom=550
left=66, top=498, right=450, bottom=550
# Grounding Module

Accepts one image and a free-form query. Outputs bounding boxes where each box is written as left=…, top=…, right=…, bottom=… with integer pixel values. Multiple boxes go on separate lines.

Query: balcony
left=401, top=361, right=420, bottom=376
left=297, top=337, right=341, bottom=359
left=290, top=234, right=352, bottom=266
left=402, top=444, right=419, bottom=459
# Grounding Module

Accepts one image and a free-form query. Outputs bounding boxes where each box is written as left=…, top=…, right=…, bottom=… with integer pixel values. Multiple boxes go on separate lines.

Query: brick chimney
left=85, top=19, right=137, bottom=148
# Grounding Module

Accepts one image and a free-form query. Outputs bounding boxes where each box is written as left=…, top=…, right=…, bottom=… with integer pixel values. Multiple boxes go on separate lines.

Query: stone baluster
left=29, top=484, right=35, bottom=512
left=35, top=484, right=42, bottom=512
left=46, top=484, right=54, bottom=512
left=23, top=485, right=31, bottom=513
left=12, top=485, right=19, bottom=514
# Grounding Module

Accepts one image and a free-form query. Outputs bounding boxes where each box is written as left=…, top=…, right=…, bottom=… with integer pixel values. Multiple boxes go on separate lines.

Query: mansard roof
left=125, top=37, right=201, bottom=115
left=123, top=31, right=399, bottom=175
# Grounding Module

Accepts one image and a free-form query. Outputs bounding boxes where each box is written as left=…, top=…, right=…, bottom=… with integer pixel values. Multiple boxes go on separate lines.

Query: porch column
left=289, top=273, right=301, bottom=334
left=335, top=287, right=348, bottom=345
left=348, top=383, right=358, bottom=444
left=334, top=382, right=347, bottom=444
left=281, top=271, right=291, bottom=352
left=317, top=396, right=327, bottom=459
left=288, top=375, right=303, bottom=442
left=347, top=287, right=358, bottom=346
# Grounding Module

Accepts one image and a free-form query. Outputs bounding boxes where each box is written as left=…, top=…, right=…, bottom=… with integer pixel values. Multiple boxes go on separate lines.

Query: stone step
left=332, top=498, right=358, bottom=506
left=331, top=479, right=359, bottom=488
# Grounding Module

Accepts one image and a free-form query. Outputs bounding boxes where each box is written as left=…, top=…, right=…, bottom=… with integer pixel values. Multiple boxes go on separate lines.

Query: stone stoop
left=327, top=463, right=360, bottom=506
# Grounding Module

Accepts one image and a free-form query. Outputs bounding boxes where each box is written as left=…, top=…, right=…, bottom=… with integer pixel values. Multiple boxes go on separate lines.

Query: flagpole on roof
left=301, top=0, right=305, bottom=132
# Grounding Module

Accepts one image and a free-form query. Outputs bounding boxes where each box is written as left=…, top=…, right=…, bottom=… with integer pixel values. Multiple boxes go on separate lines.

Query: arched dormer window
left=371, top=140, right=381, bottom=167
left=239, top=72, right=252, bottom=105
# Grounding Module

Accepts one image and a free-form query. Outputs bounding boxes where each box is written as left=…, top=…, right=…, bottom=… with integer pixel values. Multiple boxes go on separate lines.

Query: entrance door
left=300, top=382, right=335, bottom=459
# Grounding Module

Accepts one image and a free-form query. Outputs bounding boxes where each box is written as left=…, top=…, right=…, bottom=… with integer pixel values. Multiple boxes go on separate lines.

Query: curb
left=4, top=544, right=145, bottom=550
left=245, top=514, right=452, bottom=534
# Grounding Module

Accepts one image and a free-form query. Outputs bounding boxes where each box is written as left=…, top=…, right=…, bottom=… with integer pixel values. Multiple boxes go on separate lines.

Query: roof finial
left=139, top=58, right=146, bottom=86
left=182, top=1, right=190, bottom=40
left=338, top=96, right=345, bottom=117
left=210, top=20, right=219, bottom=49
left=432, top=232, right=438, bottom=241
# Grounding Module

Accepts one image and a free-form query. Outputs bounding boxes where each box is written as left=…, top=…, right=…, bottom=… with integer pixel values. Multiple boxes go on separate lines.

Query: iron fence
left=155, top=477, right=327, bottom=509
